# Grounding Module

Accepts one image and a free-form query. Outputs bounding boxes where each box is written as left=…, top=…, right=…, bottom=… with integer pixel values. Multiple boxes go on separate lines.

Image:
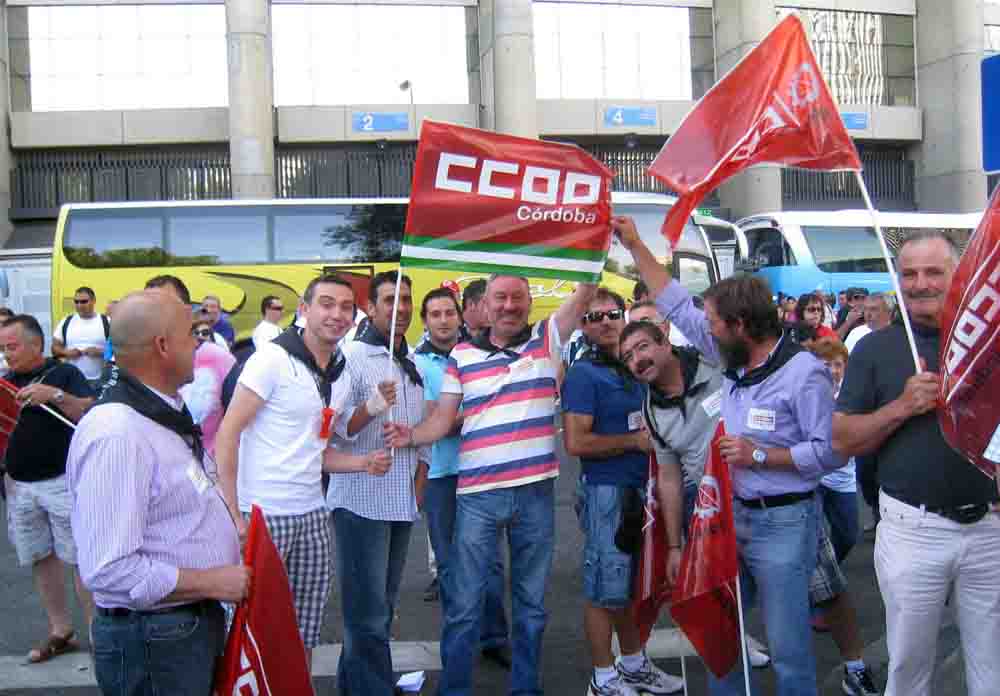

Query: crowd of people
left=0, top=218, right=997, bottom=696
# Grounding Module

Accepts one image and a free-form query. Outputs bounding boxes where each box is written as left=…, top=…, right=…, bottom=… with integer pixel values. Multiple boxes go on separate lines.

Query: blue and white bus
left=731, top=210, right=982, bottom=298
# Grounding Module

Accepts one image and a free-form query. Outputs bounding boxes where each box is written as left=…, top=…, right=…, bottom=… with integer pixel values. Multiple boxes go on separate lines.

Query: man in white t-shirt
left=52, top=287, right=108, bottom=387
left=251, top=295, right=285, bottom=349
left=216, top=273, right=380, bottom=659
left=843, top=292, right=894, bottom=353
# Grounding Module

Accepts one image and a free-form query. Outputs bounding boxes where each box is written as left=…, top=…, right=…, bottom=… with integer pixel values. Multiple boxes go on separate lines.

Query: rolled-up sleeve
left=789, top=364, right=846, bottom=479
left=654, top=283, right=720, bottom=365
left=70, top=436, right=179, bottom=609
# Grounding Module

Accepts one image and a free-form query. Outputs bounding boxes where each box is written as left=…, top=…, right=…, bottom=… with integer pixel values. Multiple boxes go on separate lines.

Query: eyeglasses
left=74, top=299, right=91, bottom=305
left=582, top=309, right=625, bottom=324
left=192, top=329, right=213, bottom=338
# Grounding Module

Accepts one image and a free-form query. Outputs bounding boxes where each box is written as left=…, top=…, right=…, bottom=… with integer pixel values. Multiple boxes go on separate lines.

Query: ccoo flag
left=670, top=422, right=741, bottom=678
left=402, top=121, right=615, bottom=283
left=215, top=505, right=314, bottom=696
left=632, top=453, right=670, bottom=644
left=649, top=14, right=862, bottom=247
left=939, top=187, right=1000, bottom=480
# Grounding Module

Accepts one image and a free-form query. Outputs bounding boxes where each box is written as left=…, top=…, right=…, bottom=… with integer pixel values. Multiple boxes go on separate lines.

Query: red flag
left=649, top=14, right=862, bottom=246
left=216, top=506, right=314, bottom=696
left=632, top=453, right=669, bottom=644
left=670, top=423, right=741, bottom=678
left=402, top=121, right=615, bottom=283
left=939, top=187, right=1000, bottom=480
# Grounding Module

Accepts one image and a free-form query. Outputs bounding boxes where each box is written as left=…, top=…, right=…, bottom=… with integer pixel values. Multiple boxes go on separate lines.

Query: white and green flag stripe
left=400, top=235, right=608, bottom=283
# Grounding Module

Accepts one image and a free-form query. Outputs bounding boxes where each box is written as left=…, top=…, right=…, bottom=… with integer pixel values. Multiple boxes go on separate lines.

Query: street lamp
left=399, top=80, right=414, bottom=109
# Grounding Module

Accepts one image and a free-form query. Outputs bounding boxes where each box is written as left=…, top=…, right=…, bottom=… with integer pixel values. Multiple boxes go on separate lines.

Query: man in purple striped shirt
left=67, top=291, right=248, bottom=696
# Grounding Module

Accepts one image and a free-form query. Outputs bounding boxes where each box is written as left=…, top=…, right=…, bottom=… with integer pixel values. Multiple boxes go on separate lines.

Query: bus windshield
left=800, top=225, right=889, bottom=274
left=606, top=203, right=708, bottom=278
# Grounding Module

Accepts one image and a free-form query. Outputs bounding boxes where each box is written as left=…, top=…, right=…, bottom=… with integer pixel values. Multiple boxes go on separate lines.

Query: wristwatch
left=751, top=448, right=767, bottom=471
left=52, top=389, right=65, bottom=405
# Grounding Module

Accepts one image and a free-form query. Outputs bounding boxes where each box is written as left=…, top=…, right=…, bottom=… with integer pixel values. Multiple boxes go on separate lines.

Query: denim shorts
left=577, top=482, right=637, bottom=609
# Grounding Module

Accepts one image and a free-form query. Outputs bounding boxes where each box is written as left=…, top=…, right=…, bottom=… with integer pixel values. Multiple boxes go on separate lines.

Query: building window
left=986, top=25, right=1000, bottom=56
left=534, top=4, right=709, bottom=100
left=28, top=5, right=227, bottom=111
left=272, top=5, right=468, bottom=106
left=778, top=8, right=916, bottom=107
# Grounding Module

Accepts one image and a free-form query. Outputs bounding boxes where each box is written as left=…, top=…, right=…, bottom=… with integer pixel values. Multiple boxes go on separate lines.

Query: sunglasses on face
left=582, top=309, right=624, bottom=324
left=805, top=306, right=822, bottom=313
left=268, top=305, right=284, bottom=312
left=74, top=299, right=91, bottom=305
left=192, top=329, right=213, bottom=338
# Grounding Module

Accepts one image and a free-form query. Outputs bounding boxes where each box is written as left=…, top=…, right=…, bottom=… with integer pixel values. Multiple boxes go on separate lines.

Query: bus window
left=168, top=209, right=268, bottom=265
left=63, top=211, right=165, bottom=268
left=745, top=226, right=791, bottom=267
left=607, top=203, right=709, bottom=279
left=674, top=254, right=712, bottom=296
left=274, top=204, right=406, bottom=263
left=800, top=226, right=888, bottom=273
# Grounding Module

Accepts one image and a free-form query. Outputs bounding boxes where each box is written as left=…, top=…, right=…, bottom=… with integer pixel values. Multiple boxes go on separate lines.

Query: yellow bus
left=51, top=194, right=722, bottom=346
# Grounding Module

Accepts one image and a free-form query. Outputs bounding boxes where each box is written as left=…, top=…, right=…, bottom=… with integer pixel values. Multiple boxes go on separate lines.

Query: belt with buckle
left=735, top=490, right=814, bottom=509
left=96, top=600, right=214, bottom=619
left=886, top=491, right=992, bottom=525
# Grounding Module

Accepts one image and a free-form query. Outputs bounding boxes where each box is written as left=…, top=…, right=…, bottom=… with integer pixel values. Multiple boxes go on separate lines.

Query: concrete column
left=465, top=6, right=482, bottom=113
left=225, top=0, right=275, bottom=198
left=8, top=6, right=28, bottom=112
left=912, top=0, right=987, bottom=212
left=713, top=0, right=782, bottom=218
left=0, top=4, right=14, bottom=247
left=477, top=0, right=538, bottom=137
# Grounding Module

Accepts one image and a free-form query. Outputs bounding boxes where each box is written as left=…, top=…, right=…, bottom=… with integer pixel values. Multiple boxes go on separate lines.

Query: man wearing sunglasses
left=252, top=295, right=285, bottom=350
left=562, top=289, right=684, bottom=696
left=52, top=287, right=110, bottom=390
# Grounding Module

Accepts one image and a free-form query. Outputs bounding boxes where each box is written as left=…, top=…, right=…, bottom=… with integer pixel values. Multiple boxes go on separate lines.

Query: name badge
left=186, top=461, right=212, bottom=495
left=701, top=389, right=723, bottom=418
left=747, top=407, right=776, bottom=432
left=627, top=410, right=644, bottom=432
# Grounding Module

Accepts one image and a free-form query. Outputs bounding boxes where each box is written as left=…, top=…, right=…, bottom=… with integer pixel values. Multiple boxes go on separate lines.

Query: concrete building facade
left=0, top=0, right=996, bottom=248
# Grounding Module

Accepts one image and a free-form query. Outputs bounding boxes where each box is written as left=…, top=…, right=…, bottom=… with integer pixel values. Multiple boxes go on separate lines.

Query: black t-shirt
left=836, top=322, right=998, bottom=509
left=7, top=359, right=95, bottom=482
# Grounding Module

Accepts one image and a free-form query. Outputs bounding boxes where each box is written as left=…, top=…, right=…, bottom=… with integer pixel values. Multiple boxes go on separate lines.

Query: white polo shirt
left=236, top=342, right=351, bottom=516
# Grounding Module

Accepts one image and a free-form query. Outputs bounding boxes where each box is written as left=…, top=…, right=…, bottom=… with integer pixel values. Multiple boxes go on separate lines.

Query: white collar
left=145, top=384, right=184, bottom=411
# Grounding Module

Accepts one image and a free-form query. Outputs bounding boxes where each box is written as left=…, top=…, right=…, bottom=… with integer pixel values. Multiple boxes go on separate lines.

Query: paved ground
left=0, top=439, right=967, bottom=695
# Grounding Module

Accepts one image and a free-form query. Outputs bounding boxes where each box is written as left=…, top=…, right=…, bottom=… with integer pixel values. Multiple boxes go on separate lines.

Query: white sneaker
left=587, top=673, right=641, bottom=696
left=748, top=646, right=771, bottom=669
left=616, top=657, right=685, bottom=695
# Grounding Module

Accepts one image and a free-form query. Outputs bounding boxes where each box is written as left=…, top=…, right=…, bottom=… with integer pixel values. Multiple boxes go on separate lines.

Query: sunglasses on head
left=582, top=309, right=624, bottom=324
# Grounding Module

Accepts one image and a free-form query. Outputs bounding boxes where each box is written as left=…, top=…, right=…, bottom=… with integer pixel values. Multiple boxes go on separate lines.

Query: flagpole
left=680, top=654, right=688, bottom=696
left=853, top=170, right=923, bottom=373
left=37, top=403, right=76, bottom=430
left=387, top=266, right=405, bottom=457
left=734, top=573, right=753, bottom=696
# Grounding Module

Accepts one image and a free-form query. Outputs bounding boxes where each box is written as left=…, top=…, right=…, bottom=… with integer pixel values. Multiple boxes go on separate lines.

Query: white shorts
left=10, top=474, right=77, bottom=567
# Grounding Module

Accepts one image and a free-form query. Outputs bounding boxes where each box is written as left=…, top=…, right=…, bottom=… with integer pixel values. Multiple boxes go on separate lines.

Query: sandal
left=27, top=631, right=78, bottom=664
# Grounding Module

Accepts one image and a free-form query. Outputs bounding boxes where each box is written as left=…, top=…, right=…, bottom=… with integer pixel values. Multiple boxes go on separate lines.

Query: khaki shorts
left=10, top=474, right=77, bottom=567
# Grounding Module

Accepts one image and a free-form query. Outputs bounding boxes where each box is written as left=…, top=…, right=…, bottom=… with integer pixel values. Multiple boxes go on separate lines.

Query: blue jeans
left=820, top=486, right=859, bottom=564
left=709, top=497, right=819, bottom=696
left=333, top=508, right=413, bottom=696
left=424, top=475, right=509, bottom=649
left=438, top=479, right=555, bottom=696
left=91, top=602, right=226, bottom=696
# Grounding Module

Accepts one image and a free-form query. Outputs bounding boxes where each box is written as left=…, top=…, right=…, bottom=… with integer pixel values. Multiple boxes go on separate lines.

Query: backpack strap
left=101, top=314, right=110, bottom=340
left=60, top=315, right=72, bottom=346
left=642, top=392, right=669, bottom=450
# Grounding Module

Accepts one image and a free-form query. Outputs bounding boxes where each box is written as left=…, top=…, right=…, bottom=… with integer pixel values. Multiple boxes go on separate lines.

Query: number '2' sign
left=351, top=112, right=409, bottom=133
